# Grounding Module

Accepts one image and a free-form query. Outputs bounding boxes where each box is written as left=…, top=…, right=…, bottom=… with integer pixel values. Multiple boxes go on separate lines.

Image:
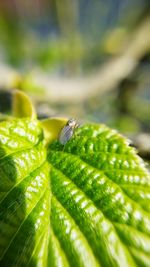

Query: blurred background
left=0, top=0, right=150, bottom=161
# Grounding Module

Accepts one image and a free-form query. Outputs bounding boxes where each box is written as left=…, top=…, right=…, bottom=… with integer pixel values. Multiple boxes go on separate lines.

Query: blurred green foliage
left=0, top=0, right=150, bottom=147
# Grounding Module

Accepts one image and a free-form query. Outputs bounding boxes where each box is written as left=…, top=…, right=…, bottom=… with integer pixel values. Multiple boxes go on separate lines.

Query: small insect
left=59, top=118, right=79, bottom=145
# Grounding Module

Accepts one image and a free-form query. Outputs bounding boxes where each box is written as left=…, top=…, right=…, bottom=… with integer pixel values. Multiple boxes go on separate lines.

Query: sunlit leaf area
left=0, top=116, right=150, bottom=267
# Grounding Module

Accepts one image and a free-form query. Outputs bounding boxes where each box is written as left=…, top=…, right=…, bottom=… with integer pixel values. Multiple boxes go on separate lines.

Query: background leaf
left=12, top=90, right=36, bottom=119
left=41, top=117, right=68, bottom=145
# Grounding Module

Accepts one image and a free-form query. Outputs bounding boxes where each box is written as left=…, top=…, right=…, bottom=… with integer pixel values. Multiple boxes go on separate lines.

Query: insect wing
left=59, top=125, right=73, bottom=145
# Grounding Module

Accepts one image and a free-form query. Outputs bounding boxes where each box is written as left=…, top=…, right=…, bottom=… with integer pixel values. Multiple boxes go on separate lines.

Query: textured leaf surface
left=0, top=119, right=150, bottom=267
left=0, top=118, right=50, bottom=267
left=48, top=124, right=150, bottom=267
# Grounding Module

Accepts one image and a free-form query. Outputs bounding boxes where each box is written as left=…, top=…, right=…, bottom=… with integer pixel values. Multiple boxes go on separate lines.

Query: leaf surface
left=0, top=118, right=50, bottom=267
left=48, top=123, right=150, bottom=267
left=0, top=119, right=150, bottom=267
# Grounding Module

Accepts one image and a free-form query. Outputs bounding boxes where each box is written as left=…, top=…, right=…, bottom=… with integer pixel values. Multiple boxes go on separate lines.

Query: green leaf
left=0, top=118, right=150, bottom=267
left=48, top=123, right=150, bottom=267
left=12, top=90, right=37, bottom=119
left=0, top=118, right=50, bottom=266
left=41, top=117, right=68, bottom=145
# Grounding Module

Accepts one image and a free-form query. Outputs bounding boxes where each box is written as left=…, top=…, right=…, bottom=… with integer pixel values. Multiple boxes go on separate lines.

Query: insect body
left=59, top=119, right=78, bottom=145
